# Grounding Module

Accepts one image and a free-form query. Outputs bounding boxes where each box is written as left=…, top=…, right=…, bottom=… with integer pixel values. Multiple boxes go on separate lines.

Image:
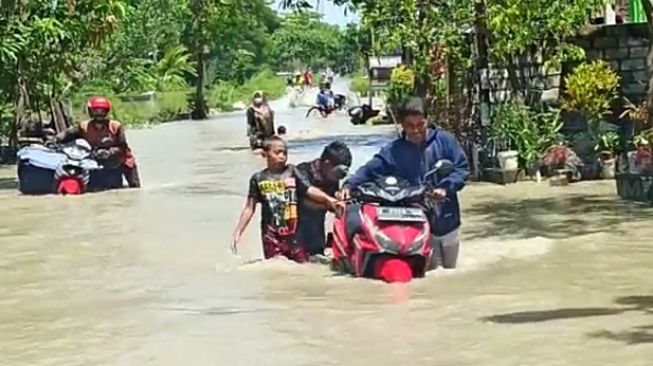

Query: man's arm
left=107, top=125, right=129, bottom=157
left=232, top=176, right=260, bottom=253
left=246, top=108, right=256, bottom=129
left=233, top=197, right=257, bottom=241
left=54, top=125, right=81, bottom=144
left=304, top=182, right=338, bottom=211
left=293, top=166, right=338, bottom=209
left=435, top=131, right=470, bottom=193
left=342, top=149, right=392, bottom=189
left=269, top=110, right=275, bottom=134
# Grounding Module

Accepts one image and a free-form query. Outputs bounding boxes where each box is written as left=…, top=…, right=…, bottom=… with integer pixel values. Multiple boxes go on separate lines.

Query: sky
left=273, top=0, right=359, bottom=27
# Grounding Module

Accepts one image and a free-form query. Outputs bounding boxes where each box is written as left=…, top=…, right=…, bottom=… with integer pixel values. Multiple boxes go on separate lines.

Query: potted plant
left=541, top=141, right=583, bottom=181
left=633, top=131, right=653, bottom=175
left=621, top=99, right=651, bottom=175
left=595, top=131, right=619, bottom=179
left=487, top=103, right=522, bottom=183
left=561, top=60, right=620, bottom=180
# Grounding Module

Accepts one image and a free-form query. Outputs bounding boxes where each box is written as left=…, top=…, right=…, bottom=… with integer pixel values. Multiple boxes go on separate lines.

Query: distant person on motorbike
left=54, top=96, right=141, bottom=188
left=325, top=67, right=335, bottom=84
left=231, top=136, right=340, bottom=263
left=296, top=141, right=352, bottom=257
left=337, top=97, right=469, bottom=269
left=316, top=82, right=335, bottom=117
left=246, top=91, right=274, bottom=149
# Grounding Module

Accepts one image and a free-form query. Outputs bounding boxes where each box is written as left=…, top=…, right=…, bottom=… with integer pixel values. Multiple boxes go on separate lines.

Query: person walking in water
left=246, top=91, right=274, bottom=149
left=338, top=97, right=469, bottom=269
left=231, top=136, right=340, bottom=263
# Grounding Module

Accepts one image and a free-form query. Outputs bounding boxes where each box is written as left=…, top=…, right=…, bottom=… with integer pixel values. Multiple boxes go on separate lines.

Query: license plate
left=376, top=207, right=426, bottom=222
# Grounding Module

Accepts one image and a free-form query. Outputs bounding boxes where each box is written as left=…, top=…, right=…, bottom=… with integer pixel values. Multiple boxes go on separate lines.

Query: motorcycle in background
left=17, top=139, right=101, bottom=195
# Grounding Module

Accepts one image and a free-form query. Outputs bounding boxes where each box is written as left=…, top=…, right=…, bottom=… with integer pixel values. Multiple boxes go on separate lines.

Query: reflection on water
left=2, top=84, right=653, bottom=364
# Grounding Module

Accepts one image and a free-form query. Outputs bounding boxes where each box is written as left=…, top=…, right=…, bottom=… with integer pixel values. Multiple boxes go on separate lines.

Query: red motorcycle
left=329, top=160, right=454, bottom=283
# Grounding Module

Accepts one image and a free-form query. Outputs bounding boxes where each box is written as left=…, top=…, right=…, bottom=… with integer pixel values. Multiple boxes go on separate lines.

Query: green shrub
left=491, top=101, right=562, bottom=165
left=71, top=90, right=189, bottom=128
left=207, top=68, right=286, bottom=111
left=386, top=65, right=415, bottom=109
left=562, top=60, right=620, bottom=133
left=350, top=71, right=370, bottom=96
left=208, top=82, right=238, bottom=111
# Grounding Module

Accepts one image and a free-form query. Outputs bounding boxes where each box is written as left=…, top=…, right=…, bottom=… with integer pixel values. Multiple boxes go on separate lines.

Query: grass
left=72, top=90, right=188, bottom=128
left=70, top=69, right=287, bottom=127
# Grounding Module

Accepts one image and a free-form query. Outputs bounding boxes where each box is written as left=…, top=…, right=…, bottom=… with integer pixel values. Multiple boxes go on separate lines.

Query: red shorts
left=262, top=233, right=308, bottom=263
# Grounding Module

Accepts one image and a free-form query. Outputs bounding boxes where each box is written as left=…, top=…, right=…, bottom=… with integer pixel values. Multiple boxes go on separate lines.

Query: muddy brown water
left=2, top=85, right=653, bottom=365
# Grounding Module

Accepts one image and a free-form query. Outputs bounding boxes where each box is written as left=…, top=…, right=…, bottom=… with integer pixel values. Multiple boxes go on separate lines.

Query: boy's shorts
left=262, top=233, right=308, bottom=263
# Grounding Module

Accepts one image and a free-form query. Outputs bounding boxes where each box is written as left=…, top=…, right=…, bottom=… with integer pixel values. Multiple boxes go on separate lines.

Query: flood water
left=2, top=80, right=653, bottom=365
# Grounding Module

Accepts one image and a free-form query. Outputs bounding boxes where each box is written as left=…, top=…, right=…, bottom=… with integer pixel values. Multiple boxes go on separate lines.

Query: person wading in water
left=246, top=90, right=275, bottom=150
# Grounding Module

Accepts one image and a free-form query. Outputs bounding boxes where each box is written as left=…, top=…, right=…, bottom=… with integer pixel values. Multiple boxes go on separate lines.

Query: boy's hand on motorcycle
left=336, top=188, right=350, bottom=200
left=427, top=188, right=447, bottom=201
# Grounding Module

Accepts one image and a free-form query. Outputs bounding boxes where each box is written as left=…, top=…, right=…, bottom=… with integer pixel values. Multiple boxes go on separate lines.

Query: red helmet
left=87, top=96, right=111, bottom=110
left=87, top=96, right=111, bottom=120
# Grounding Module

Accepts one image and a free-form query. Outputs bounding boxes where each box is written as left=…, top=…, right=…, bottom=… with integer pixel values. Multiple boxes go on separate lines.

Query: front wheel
left=305, top=106, right=321, bottom=118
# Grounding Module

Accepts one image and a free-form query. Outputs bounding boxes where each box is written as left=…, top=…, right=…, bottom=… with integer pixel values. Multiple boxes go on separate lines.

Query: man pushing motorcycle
left=55, top=96, right=141, bottom=188
left=337, top=96, right=469, bottom=269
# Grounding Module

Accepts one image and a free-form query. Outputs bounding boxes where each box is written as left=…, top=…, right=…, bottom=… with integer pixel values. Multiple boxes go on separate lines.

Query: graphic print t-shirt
left=248, top=165, right=311, bottom=237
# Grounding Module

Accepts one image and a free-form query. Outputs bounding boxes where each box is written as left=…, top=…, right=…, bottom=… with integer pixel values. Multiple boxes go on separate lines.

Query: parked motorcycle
left=17, top=139, right=101, bottom=195
left=328, top=159, right=455, bottom=283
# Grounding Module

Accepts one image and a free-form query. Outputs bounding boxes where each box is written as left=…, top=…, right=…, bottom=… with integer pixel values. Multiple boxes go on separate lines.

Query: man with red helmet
left=55, top=96, right=141, bottom=188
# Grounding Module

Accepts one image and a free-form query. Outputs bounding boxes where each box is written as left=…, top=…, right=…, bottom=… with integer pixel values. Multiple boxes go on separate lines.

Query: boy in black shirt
left=296, top=141, right=352, bottom=256
left=232, top=136, right=339, bottom=262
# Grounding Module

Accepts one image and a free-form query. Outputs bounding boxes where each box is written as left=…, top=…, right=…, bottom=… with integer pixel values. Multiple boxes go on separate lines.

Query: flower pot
left=497, top=150, right=519, bottom=171
left=525, top=161, right=542, bottom=182
left=580, top=160, right=601, bottom=180
left=600, top=158, right=616, bottom=179
left=635, top=148, right=653, bottom=175
left=627, top=151, right=640, bottom=175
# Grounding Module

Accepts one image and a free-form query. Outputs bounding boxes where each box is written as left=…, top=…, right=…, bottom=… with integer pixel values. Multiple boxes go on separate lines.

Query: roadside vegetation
left=0, top=0, right=363, bottom=149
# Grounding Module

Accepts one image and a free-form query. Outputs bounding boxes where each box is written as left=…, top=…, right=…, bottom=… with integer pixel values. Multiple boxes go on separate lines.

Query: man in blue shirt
left=316, top=82, right=335, bottom=117
left=337, top=97, right=470, bottom=268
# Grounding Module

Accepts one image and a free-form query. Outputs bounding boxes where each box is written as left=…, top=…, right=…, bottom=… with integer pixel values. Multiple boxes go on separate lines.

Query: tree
left=271, top=11, right=343, bottom=71
left=486, top=0, right=607, bottom=101
left=0, top=0, right=126, bottom=141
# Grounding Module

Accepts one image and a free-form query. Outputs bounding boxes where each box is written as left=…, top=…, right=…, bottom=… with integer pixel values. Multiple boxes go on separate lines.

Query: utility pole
left=474, top=0, right=491, bottom=179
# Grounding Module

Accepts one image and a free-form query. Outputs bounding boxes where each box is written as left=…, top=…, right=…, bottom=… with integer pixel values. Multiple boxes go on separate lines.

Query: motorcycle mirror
left=425, top=159, right=454, bottom=180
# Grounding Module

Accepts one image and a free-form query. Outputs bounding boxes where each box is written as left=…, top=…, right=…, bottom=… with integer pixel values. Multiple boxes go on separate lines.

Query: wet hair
left=321, top=140, right=352, bottom=167
left=397, top=96, right=428, bottom=120
left=262, top=135, right=287, bottom=151
left=276, top=125, right=287, bottom=135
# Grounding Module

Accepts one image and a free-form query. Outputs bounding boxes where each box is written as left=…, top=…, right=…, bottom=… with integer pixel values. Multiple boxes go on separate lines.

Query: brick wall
left=575, top=23, right=649, bottom=102
left=482, top=23, right=650, bottom=107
